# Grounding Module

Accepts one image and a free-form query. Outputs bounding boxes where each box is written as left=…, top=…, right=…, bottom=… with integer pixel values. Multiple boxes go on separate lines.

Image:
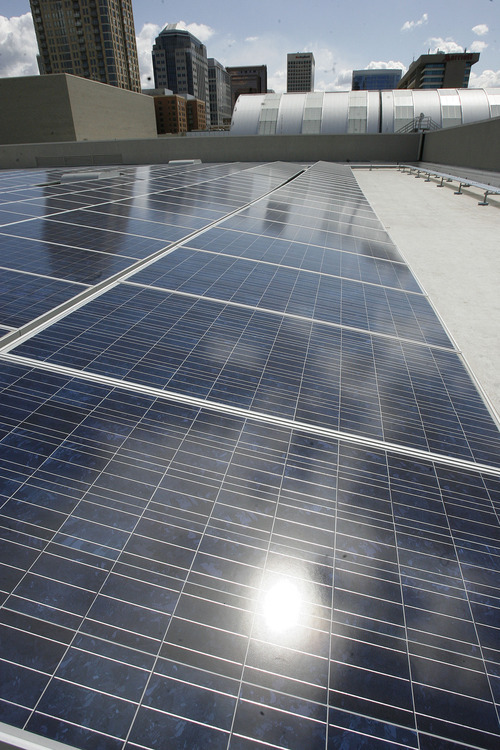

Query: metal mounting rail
left=398, top=164, right=500, bottom=206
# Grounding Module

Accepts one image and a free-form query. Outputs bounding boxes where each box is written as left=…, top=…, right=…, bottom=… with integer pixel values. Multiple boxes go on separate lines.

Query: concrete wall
left=0, top=74, right=157, bottom=146
left=1, top=81, right=499, bottom=171
left=66, top=75, right=157, bottom=141
left=0, top=75, right=76, bottom=144
left=0, top=132, right=421, bottom=170
left=422, top=116, right=500, bottom=171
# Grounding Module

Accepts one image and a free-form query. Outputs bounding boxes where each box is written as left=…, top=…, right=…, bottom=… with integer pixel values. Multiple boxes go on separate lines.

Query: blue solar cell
left=173, top=236, right=422, bottom=291
left=0, top=220, right=171, bottom=258
left=51, top=209, right=208, bottom=238
left=0, top=269, right=85, bottom=327
left=12, top=283, right=499, bottom=463
left=0, top=235, right=132, bottom=283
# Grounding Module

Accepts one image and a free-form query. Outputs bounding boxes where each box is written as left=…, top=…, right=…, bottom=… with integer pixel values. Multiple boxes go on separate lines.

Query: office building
left=226, top=65, right=268, bottom=110
left=152, top=24, right=210, bottom=128
left=153, top=94, right=188, bottom=134
left=185, top=97, right=207, bottom=131
left=29, top=0, right=141, bottom=92
left=149, top=91, right=206, bottom=134
left=398, top=52, right=480, bottom=89
left=352, top=68, right=402, bottom=90
left=208, top=58, right=232, bottom=128
left=287, top=52, right=315, bottom=92
left=0, top=113, right=500, bottom=750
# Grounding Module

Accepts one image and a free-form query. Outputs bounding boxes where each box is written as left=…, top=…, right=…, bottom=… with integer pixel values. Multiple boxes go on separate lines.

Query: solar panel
left=0, top=161, right=499, bottom=750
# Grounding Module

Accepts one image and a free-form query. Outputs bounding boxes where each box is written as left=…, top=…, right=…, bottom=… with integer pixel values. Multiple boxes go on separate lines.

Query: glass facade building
left=0, top=159, right=499, bottom=750
left=208, top=58, right=232, bottom=128
left=352, top=69, right=402, bottom=91
left=29, top=0, right=141, bottom=92
left=152, top=25, right=210, bottom=128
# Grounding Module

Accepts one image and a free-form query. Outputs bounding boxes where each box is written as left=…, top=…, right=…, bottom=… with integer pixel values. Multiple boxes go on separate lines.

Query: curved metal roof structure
left=230, top=89, right=500, bottom=135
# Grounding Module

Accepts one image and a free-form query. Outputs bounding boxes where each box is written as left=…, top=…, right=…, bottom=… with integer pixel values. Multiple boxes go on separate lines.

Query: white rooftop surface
left=355, top=166, right=500, bottom=422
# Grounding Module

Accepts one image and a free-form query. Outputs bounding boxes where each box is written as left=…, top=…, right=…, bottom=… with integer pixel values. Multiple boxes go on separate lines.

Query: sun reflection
left=263, top=579, right=301, bottom=632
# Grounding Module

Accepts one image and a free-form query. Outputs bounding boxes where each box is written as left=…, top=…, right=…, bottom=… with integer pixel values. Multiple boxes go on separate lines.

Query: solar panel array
left=0, top=161, right=499, bottom=750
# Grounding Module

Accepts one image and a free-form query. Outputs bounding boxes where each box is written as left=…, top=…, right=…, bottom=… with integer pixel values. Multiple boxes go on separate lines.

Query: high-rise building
left=398, top=52, right=480, bottom=89
left=226, top=65, right=268, bottom=110
left=287, top=52, right=315, bottom=92
left=208, top=58, right=232, bottom=128
left=29, top=0, right=141, bottom=92
left=152, top=24, right=210, bottom=128
left=352, top=68, right=402, bottom=90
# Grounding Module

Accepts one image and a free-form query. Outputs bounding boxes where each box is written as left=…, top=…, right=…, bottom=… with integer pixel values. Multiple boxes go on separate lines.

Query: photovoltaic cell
left=0, top=360, right=498, bottom=749
left=0, top=162, right=303, bottom=332
left=14, top=284, right=499, bottom=463
left=0, top=235, right=133, bottom=284
left=184, top=230, right=421, bottom=291
left=0, top=269, right=86, bottom=328
left=130, top=251, right=445, bottom=344
left=0, top=219, right=175, bottom=258
left=0, top=161, right=499, bottom=750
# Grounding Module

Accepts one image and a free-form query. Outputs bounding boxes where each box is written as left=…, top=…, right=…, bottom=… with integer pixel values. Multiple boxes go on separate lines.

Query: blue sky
left=1, top=0, right=498, bottom=89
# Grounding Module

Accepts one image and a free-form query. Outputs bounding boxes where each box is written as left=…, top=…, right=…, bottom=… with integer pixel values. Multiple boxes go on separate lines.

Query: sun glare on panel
left=263, top=579, right=302, bottom=632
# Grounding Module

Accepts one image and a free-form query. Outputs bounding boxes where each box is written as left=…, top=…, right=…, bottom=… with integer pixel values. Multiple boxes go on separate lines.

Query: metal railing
left=399, top=164, right=500, bottom=205
left=396, top=116, right=441, bottom=134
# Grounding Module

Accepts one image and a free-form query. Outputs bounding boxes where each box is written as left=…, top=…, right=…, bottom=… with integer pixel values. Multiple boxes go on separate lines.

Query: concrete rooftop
left=355, top=165, right=500, bottom=422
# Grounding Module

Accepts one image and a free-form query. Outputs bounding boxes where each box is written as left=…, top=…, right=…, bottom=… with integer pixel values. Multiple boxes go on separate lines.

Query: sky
left=0, top=0, right=499, bottom=91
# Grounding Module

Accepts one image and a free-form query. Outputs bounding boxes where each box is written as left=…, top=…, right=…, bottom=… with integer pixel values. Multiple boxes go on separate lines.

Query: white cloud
left=316, top=68, right=352, bottom=92
left=470, top=40, right=488, bottom=54
left=366, top=60, right=407, bottom=73
left=472, top=24, right=489, bottom=37
left=332, top=69, right=353, bottom=90
left=175, top=21, right=215, bottom=44
left=304, top=46, right=340, bottom=92
left=0, top=13, right=39, bottom=78
left=268, top=68, right=285, bottom=93
left=469, top=68, right=500, bottom=88
left=245, top=36, right=259, bottom=43
left=401, top=13, right=428, bottom=32
left=427, top=37, right=464, bottom=54
left=136, top=22, right=160, bottom=87
left=426, top=36, right=487, bottom=56
left=311, top=47, right=334, bottom=74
